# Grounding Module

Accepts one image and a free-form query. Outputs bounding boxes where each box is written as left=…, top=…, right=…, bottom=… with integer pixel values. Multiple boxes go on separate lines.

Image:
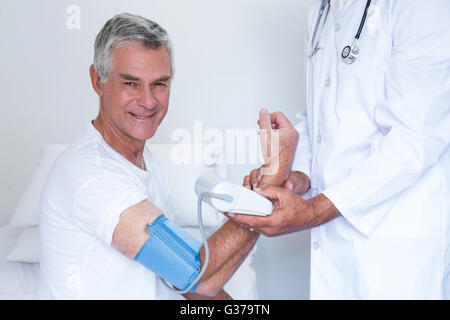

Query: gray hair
left=93, top=13, right=173, bottom=82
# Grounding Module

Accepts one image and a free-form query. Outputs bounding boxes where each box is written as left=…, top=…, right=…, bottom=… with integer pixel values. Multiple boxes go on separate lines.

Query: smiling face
left=91, top=41, right=172, bottom=149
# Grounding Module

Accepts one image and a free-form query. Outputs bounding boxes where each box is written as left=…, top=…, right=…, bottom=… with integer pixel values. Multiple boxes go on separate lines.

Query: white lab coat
left=292, top=0, right=450, bottom=299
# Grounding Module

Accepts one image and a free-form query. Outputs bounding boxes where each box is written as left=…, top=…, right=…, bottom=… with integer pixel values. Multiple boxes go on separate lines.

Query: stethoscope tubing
left=355, top=0, right=372, bottom=40
left=309, top=0, right=372, bottom=62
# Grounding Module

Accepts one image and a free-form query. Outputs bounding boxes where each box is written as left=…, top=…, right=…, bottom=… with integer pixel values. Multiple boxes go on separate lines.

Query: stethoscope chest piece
left=340, top=0, right=372, bottom=65
left=310, top=0, right=371, bottom=64
left=341, top=40, right=360, bottom=65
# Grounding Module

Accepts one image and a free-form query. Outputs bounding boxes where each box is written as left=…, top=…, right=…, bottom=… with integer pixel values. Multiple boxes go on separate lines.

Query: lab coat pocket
left=337, top=32, right=392, bottom=109
left=334, top=32, right=392, bottom=133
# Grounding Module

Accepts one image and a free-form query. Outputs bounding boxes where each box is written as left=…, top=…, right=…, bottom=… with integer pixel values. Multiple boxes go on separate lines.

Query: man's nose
left=136, top=86, right=158, bottom=109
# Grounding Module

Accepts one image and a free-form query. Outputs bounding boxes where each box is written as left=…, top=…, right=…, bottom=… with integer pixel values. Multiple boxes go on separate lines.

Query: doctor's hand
left=226, top=186, right=340, bottom=237
left=257, top=109, right=299, bottom=188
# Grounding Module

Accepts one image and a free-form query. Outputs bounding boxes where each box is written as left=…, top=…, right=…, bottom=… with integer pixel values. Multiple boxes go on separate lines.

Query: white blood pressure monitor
left=195, top=174, right=273, bottom=216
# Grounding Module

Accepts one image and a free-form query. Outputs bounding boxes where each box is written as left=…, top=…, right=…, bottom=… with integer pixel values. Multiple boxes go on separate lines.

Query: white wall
left=0, top=0, right=310, bottom=299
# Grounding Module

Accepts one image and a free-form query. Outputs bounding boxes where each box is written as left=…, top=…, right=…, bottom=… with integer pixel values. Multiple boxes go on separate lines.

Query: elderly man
left=38, top=13, right=258, bottom=300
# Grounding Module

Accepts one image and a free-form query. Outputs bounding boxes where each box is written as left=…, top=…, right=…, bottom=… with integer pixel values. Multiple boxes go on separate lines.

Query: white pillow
left=0, top=224, right=21, bottom=258
left=5, top=226, right=40, bottom=263
left=10, top=145, right=68, bottom=227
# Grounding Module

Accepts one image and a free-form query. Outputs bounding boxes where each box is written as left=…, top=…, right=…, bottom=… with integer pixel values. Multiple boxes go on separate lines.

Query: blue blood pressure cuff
left=135, top=215, right=202, bottom=293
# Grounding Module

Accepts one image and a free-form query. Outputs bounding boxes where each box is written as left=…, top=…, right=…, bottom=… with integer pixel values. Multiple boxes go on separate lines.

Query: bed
left=0, top=224, right=39, bottom=299
left=0, top=144, right=257, bottom=300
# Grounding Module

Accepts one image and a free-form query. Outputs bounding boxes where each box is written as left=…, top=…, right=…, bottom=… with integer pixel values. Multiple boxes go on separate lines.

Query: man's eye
left=154, top=82, right=167, bottom=87
left=125, top=82, right=136, bottom=87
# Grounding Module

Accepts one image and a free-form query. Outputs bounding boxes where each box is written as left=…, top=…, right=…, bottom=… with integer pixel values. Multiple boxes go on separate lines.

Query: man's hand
left=244, top=170, right=310, bottom=196
left=257, top=109, right=299, bottom=188
left=225, top=186, right=340, bottom=237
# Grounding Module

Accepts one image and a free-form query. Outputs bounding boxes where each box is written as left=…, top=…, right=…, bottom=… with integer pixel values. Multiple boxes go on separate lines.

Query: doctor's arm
left=111, top=199, right=258, bottom=298
left=317, top=1, right=450, bottom=236
left=229, top=1, right=450, bottom=237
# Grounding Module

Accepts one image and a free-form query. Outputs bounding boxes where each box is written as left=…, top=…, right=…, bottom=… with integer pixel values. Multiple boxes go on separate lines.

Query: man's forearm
left=258, top=152, right=298, bottom=188
left=195, top=220, right=259, bottom=296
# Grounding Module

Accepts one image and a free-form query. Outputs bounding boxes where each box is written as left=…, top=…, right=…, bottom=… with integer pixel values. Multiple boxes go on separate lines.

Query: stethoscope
left=309, top=0, right=372, bottom=64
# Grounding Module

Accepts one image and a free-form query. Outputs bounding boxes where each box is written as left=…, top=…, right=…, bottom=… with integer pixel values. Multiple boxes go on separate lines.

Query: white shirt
left=38, top=122, right=176, bottom=299
left=293, top=0, right=450, bottom=299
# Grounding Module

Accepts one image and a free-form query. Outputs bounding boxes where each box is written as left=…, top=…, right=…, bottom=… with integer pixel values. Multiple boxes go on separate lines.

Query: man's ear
left=89, top=65, right=104, bottom=97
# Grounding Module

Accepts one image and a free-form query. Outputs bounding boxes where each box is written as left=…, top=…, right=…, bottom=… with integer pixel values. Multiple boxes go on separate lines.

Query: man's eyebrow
left=118, top=74, right=171, bottom=82
left=154, top=75, right=172, bottom=82
left=119, top=74, right=140, bottom=81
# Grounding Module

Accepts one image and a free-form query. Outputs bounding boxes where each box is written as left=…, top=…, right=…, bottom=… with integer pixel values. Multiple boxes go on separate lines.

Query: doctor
left=226, top=0, right=450, bottom=299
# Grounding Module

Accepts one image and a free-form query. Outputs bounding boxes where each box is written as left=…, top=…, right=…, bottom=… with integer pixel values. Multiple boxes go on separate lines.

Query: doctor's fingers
left=225, top=212, right=269, bottom=230
left=283, top=178, right=294, bottom=191
left=243, top=175, right=251, bottom=189
left=250, top=168, right=262, bottom=189
left=226, top=211, right=289, bottom=238
left=243, top=169, right=261, bottom=190
left=254, top=185, right=288, bottom=202
left=283, top=171, right=305, bottom=194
